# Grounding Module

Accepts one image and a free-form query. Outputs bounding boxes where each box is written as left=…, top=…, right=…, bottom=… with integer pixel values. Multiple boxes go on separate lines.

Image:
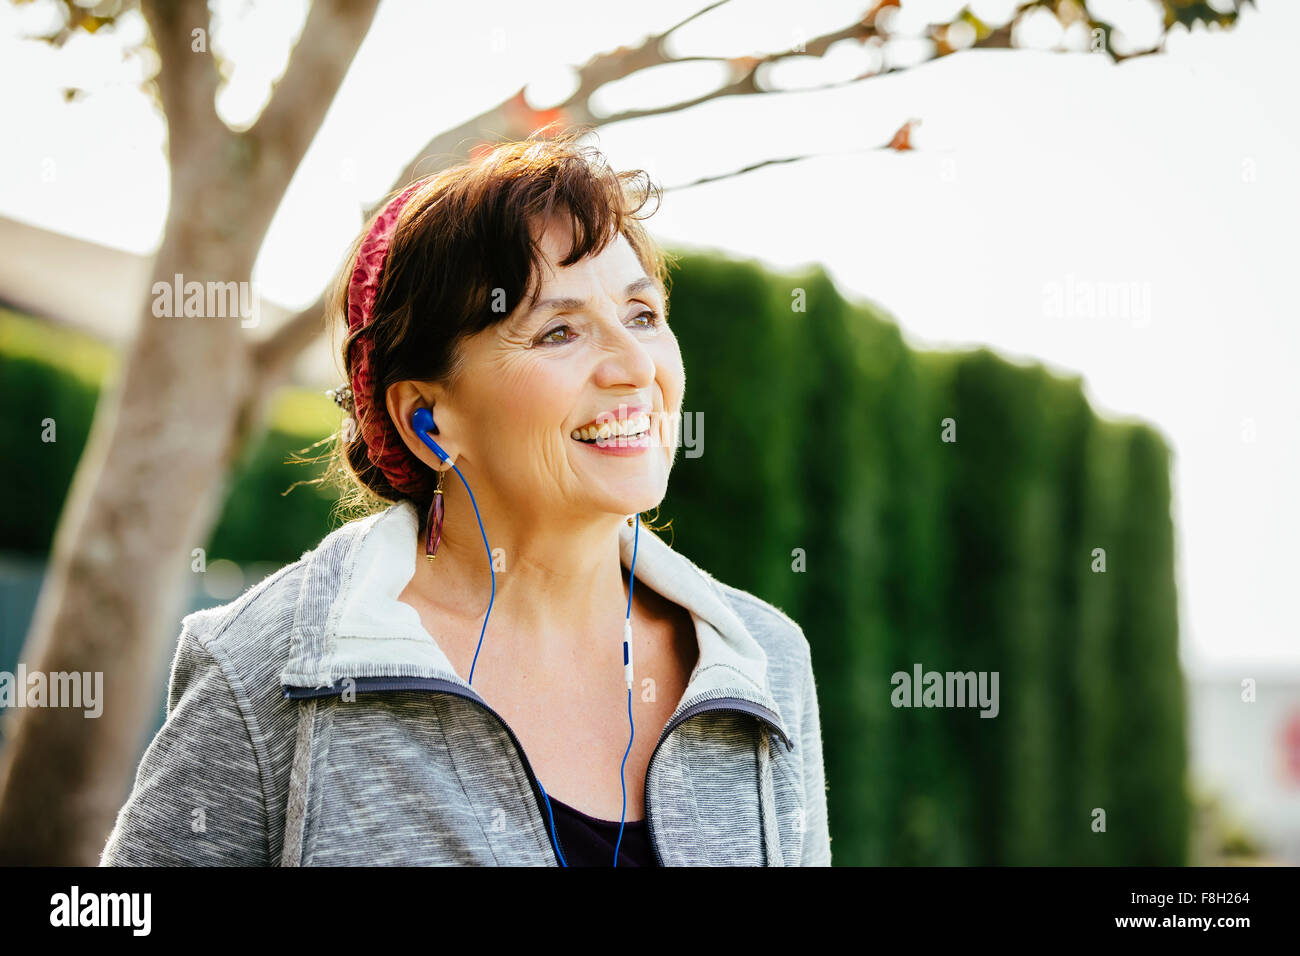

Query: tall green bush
left=659, top=254, right=1187, bottom=866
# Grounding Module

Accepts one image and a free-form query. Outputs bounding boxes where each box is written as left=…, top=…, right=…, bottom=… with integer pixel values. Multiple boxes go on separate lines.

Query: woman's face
left=431, top=218, right=685, bottom=523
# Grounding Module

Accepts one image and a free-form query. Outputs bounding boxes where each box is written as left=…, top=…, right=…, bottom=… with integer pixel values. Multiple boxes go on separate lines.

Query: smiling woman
left=99, top=131, right=831, bottom=868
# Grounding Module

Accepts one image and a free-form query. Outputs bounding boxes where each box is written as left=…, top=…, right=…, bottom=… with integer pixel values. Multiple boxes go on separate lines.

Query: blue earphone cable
left=435, top=441, right=639, bottom=868
left=446, top=459, right=494, bottom=688
left=538, top=778, right=569, bottom=867
left=614, top=515, right=639, bottom=864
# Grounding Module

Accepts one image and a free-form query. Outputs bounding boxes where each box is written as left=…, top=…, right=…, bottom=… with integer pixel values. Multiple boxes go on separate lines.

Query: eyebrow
left=522, top=276, right=659, bottom=324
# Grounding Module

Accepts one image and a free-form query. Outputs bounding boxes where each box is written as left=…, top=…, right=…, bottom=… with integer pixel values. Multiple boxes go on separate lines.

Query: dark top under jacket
left=548, top=796, right=658, bottom=867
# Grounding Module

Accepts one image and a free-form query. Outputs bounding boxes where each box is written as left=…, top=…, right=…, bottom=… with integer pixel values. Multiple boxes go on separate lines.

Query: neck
left=405, top=473, right=637, bottom=663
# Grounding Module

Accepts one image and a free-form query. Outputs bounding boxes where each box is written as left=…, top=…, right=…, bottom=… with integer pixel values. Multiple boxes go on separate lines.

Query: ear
left=386, top=380, right=458, bottom=470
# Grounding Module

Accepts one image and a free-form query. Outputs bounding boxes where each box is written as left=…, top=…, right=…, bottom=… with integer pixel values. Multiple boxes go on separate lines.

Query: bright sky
left=0, top=0, right=1295, bottom=673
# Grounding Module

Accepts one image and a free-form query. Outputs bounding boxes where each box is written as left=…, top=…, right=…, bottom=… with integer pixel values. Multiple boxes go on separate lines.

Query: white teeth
left=570, top=412, right=651, bottom=442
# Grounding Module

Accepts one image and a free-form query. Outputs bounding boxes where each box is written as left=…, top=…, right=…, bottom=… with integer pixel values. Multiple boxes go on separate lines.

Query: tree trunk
left=0, top=0, right=380, bottom=865
left=0, top=202, right=260, bottom=864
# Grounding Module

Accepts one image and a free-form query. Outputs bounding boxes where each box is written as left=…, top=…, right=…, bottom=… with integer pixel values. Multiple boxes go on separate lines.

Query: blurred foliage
left=0, top=245, right=1188, bottom=863
left=0, top=310, right=107, bottom=555
left=1189, top=787, right=1267, bottom=864
left=0, top=307, right=338, bottom=562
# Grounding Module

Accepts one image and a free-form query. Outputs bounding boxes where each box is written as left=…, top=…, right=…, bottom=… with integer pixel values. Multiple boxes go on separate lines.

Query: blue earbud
left=412, top=406, right=450, bottom=462
left=409, top=404, right=640, bottom=867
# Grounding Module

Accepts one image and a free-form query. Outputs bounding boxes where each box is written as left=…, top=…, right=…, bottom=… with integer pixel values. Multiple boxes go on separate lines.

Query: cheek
left=482, top=357, right=580, bottom=436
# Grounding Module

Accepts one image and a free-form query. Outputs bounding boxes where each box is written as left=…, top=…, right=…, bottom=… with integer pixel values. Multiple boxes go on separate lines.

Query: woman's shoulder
left=181, top=557, right=304, bottom=640
left=178, top=510, right=379, bottom=673
left=701, top=574, right=814, bottom=672
left=150, top=516, right=380, bottom=788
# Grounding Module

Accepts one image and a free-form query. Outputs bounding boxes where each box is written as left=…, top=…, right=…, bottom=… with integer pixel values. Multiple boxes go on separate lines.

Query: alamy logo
left=151, top=273, right=260, bottom=328
left=50, top=886, right=151, bottom=936
left=890, top=663, right=999, bottom=718
left=0, top=665, right=102, bottom=718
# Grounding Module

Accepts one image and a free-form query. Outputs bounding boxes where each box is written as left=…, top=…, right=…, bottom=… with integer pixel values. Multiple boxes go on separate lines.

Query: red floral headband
left=340, top=178, right=434, bottom=496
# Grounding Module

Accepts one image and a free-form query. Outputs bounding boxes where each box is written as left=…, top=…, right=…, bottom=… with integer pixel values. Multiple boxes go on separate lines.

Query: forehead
left=536, top=216, right=641, bottom=277
left=517, top=222, right=660, bottom=314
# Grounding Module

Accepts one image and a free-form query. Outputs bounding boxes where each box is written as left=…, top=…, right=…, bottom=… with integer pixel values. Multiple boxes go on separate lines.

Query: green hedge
left=0, top=249, right=1187, bottom=864
left=0, top=308, right=339, bottom=563
left=659, top=254, right=1186, bottom=865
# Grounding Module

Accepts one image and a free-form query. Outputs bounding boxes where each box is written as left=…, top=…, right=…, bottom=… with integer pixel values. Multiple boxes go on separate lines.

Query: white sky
left=0, top=0, right=1295, bottom=673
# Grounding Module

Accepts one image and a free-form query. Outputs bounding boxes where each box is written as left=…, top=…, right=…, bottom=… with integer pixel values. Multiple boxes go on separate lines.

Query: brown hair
left=313, top=130, right=676, bottom=532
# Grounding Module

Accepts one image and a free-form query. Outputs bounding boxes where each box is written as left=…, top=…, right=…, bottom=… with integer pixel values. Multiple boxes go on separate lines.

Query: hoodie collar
left=279, top=500, right=789, bottom=740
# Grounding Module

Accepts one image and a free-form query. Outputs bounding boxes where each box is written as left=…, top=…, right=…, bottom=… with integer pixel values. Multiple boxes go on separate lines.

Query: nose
left=592, top=308, right=657, bottom=390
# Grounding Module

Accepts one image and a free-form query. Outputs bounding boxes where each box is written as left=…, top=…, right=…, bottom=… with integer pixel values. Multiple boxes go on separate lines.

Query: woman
left=100, top=134, right=830, bottom=867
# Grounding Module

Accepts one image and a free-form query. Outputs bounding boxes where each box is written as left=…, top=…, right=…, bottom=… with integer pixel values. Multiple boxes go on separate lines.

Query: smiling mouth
left=569, top=412, right=653, bottom=444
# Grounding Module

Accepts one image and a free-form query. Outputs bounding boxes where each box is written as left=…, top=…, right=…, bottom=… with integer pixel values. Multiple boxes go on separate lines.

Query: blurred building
left=1187, top=665, right=1300, bottom=863
left=0, top=215, right=336, bottom=388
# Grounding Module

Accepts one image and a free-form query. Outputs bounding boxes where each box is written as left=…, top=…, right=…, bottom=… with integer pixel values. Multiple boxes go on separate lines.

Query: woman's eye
left=631, top=308, right=660, bottom=329
left=537, top=324, right=573, bottom=345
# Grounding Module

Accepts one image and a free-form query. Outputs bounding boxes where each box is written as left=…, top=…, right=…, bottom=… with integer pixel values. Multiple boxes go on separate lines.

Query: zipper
left=283, top=678, right=792, bottom=867
left=642, top=691, right=793, bottom=866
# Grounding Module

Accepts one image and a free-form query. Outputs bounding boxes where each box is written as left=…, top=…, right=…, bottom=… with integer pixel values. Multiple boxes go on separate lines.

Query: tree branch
left=139, top=0, right=225, bottom=166
left=560, top=5, right=882, bottom=124
left=662, top=120, right=920, bottom=193
left=242, top=0, right=382, bottom=218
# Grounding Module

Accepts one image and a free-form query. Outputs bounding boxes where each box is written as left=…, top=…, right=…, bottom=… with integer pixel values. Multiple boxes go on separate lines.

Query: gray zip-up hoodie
left=99, top=500, right=831, bottom=866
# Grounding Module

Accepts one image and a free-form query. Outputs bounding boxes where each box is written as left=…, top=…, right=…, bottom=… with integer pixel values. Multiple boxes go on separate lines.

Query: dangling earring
left=425, top=468, right=446, bottom=562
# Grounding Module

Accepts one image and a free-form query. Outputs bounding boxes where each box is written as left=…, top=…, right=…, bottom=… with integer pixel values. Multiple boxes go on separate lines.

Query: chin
left=585, top=477, right=666, bottom=519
